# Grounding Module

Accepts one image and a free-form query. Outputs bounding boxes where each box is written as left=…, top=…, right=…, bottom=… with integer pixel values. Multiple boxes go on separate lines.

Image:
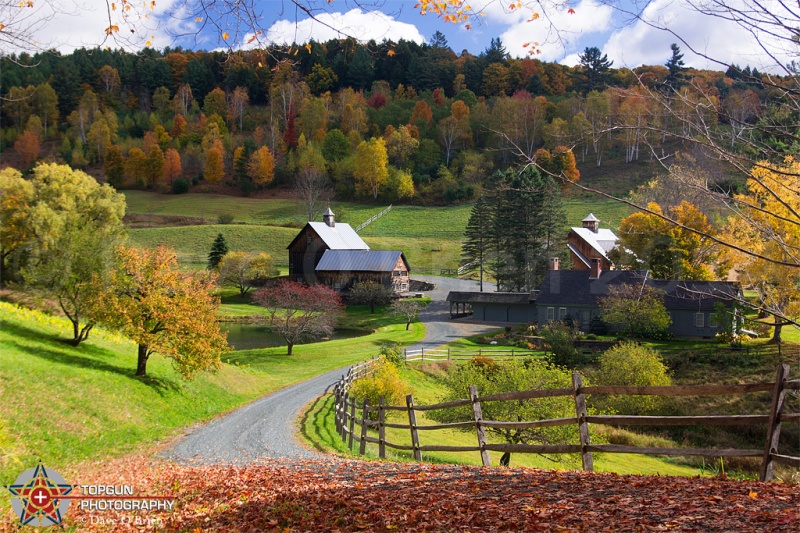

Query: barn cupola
left=323, top=207, right=335, bottom=227
left=582, top=213, right=600, bottom=233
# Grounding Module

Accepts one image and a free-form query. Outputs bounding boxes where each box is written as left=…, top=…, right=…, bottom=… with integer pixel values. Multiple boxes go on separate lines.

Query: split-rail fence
left=333, top=358, right=799, bottom=482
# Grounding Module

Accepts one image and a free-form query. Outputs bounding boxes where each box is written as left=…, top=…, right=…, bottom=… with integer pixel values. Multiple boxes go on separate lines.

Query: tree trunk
left=370, top=303, right=375, bottom=314
left=136, top=344, right=150, bottom=376
left=768, top=318, right=783, bottom=344
left=287, top=342, right=294, bottom=356
left=406, top=320, right=411, bottom=331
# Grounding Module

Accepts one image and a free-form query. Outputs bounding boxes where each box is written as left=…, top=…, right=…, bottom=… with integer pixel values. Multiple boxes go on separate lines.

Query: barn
left=316, top=250, right=411, bottom=293
left=286, top=208, right=369, bottom=285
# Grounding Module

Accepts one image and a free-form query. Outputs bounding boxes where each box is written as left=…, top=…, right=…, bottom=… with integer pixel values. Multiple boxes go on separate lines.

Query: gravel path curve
left=164, top=276, right=499, bottom=464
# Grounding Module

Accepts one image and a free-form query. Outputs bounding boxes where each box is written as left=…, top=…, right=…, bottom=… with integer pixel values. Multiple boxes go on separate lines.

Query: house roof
left=287, top=222, right=370, bottom=251
left=446, top=291, right=537, bottom=305
left=537, top=270, right=740, bottom=311
left=569, top=227, right=619, bottom=260
left=583, top=213, right=600, bottom=222
left=315, top=250, right=408, bottom=272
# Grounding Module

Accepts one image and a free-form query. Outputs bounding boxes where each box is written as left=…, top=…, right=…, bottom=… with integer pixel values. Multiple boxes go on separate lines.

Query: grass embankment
left=123, top=191, right=630, bottom=274
left=0, top=298, right=424, bottom=488
left=301, top=363, right=701, bottom=476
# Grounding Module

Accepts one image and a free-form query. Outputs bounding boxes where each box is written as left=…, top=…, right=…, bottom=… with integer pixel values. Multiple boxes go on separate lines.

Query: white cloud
left=263, top=9, right=426, bottom=47
left=600, top=0, right=792, bottom=72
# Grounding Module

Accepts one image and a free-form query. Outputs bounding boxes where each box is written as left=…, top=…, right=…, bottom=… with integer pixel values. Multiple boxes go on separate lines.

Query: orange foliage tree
left=247, top=146, right=275, bottom=186
left=98, top=245, right=229, bottom=378
left=14, top=129, right=40, bottom=167
left=163, top=148, right=183, bottom=185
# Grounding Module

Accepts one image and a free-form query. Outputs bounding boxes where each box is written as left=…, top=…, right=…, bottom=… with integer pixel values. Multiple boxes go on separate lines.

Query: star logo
left=8, top=463, right=73, bottom=527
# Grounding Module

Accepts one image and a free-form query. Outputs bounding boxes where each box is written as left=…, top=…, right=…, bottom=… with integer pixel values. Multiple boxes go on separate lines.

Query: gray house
left=537, top=268, right=742, bottom=338
left=446, top=291, right=538, bottom=323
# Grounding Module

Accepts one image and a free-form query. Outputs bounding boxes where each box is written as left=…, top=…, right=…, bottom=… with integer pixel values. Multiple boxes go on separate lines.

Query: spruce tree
left=664, top=43, right=687, bottom=89
left=462, top=196, right=493, bottom=292
left=208, top=233, right=229, bottom=270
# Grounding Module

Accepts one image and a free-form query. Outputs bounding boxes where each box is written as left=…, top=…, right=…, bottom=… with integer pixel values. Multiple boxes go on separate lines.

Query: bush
left=594, top=342, right=671, bottom=415
left=378, top=342, right=404, bottom=367
left=217, top=213, right=235, bottom=224
left=348, top=356, right=408, bottom=416
left=541, top=321, right=578, bottom=367
left=469, top=356, right=500, bottom=376
left=172, top=177, right=190, bottom=194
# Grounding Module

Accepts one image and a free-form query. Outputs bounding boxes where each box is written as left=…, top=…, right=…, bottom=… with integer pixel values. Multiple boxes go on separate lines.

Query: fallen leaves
left=3, top=455, right=797, bottom=532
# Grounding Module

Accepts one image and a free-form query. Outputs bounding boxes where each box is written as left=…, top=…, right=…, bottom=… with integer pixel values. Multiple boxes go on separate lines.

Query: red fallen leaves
left=2, top=455, right=798, bottom=532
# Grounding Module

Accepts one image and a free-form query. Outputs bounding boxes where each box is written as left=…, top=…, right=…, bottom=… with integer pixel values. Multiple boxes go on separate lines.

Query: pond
left=220, top=322, right=370, bottom=350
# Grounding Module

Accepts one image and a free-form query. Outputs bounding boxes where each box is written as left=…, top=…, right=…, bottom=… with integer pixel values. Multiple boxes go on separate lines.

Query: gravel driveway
left=164, top=276, right=500, bottom=464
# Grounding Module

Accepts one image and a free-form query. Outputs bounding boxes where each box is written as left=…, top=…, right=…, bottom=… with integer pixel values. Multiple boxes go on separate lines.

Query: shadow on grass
left=299, top=394, right=340, bottom=454
left=2, top=320, right=181, bottom=396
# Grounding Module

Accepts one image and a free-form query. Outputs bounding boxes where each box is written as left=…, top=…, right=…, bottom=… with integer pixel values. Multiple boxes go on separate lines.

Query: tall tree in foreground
left=723, top=159, right=800, bottom=344
left=13, top=164, right=126, bottom=345
left=252, top=280, right=344, bottom=355
left=98, top=245, right=228, bottom=378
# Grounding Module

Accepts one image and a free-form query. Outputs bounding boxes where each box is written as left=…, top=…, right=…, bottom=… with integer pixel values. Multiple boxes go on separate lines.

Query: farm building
left=446, top=291, right=538, bottom=322
left=567, top=213, right=619, bottom=271
left=287, top=208, right=369, bottom=285
left=537, top=266, right=742, bottom=338
left=316, top=250, right=411, bottom=293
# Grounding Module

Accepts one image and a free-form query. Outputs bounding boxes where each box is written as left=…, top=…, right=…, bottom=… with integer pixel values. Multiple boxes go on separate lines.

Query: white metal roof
left=308, top=221, right=369, bottom=250
left=570, top=227, right=618, bottom=260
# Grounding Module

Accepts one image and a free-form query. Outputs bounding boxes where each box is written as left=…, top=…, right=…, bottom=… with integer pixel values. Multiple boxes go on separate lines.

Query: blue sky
left=11, top=0, right=789, bottom=73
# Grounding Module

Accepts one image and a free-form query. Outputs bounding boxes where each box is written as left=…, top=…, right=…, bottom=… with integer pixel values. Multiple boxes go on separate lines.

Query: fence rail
left=402, top=347, right=537, bottom=362
left=332, top=360, right=799, bottom=481
left=355, top=205, right=392, bottom=232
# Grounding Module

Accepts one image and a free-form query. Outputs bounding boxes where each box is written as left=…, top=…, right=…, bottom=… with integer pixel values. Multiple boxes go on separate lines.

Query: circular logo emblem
left=8, top=464, right=73, bottom=527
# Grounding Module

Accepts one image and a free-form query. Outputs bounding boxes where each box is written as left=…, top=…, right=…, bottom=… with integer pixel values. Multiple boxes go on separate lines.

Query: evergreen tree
left=578, top=47, right=613, bottom=95
left=664, top=43, right=687, bottom=89
left=208, top=233, right=229, bottom=270
left=486, top=166, right=566, bottom=292
left=462, top=196, right=493, bottom=292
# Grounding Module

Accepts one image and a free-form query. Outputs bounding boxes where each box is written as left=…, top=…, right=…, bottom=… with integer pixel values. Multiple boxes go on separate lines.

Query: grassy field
left=0, top=297, right=424, bottom=488
left=123, top=191, right=630, bottom=273
left=301, top=364, right=703, bottom=477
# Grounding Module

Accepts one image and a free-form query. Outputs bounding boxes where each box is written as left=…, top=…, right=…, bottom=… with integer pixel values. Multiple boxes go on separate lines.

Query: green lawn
left=0, top=299, right=424, bottom=487
left=123, top=191, right=629, bottom=274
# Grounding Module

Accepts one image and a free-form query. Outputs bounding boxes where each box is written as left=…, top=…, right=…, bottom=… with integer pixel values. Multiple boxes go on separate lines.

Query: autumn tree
left=723, top=159, right=800, bottom=343
left=350, top=280, right=393, bottom=313
left=217, top=251, right=276, bottom=296
left=0, top=169, right=34, bottom=287
left=354, top=137, right=388, bottom=199
left=252, top=280, right=344, bottom=355
left=97, top=245, right=228, bottom=378
left=14, top=129, right=40, bottom=168
left=294, top=139, right=332, bottom=220
left=612, top=201, right=723, bottom=281
left=125, top=147, right=148, bottom=187
left=13, top=164, right=126, bottom=345
left=598, top=284, right=672, bottom=340
left=104, top=144, right=126, bottom=188
left=163, top=148, right=183, bottom=185
left=204, top=88, right=227, bottom=119
left=595, top=342, right=671, bottom=415
left=247, top=146, right=275, bottom=186
left=204, top=143, right=225, bottom=184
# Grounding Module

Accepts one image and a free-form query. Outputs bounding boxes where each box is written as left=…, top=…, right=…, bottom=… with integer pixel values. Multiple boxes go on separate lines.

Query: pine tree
left=208, top=233, right=229, bottom=270
left=664, top=43, right=687, bottom=89
left=462, top=196, right=493, bottom=292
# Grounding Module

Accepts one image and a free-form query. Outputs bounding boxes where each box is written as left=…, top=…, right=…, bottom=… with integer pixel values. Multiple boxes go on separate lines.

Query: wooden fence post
left=378, top=396, right=386, bottom=459
left=421, top=348, right=424, bottom=363
left=334, top=385, right=341, bottom=435
left=469, top=385, right=491, bottom=467
left=572, top=372, right=594, bottom=472
left=339, top=391, right=349, bottom=440
left=406, top=394, right=422, bottom=462
left=348, top=397, right=357, bottom=451
left=760, top=364, right=790, bottom=482
left=359, top=399, right=370, bottom=455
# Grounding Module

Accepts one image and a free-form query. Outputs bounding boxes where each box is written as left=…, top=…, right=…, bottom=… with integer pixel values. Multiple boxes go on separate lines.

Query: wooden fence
left=402, top=347, right=538, bottom=363
left=332, top=361, right=800, bottom=482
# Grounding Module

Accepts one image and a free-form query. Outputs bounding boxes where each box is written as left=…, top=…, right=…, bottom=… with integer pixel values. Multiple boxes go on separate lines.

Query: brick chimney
left=549, top=257, right=559, bottom=271
left=590, top=258, right=601, bottom=279
left=322, top=207, right=335, bottom=227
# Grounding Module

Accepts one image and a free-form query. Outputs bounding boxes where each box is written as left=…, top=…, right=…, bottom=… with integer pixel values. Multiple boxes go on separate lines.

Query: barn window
left=695, top=312, right=705, bottom=328
left=559, top=307, right=567, bottom=320
left=547, top=307, right=554, bottom=321
left=400, top=270, right=407, bottom=276
left=401, top=283, right=408, bottom=291
left=393, top=270, right=401, bottom=276
left=334, top=282, right=341, bottom=290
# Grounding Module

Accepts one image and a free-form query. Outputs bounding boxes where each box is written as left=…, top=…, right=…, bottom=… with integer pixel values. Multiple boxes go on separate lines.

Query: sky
left=3, top=0, right=791, bottom=73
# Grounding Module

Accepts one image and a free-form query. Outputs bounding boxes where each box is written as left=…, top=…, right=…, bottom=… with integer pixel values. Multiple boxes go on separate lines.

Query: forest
left=0, top=33, right=786, bottom=205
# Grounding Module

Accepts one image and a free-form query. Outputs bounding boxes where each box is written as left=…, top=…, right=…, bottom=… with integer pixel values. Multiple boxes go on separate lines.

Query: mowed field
left=123, top=191, right=631, bottom=272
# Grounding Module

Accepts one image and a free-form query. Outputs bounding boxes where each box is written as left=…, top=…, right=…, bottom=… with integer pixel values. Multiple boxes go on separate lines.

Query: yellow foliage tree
left=354, top=137, right=389, bottom=199
left=247, top=146, right=275, bottom=186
